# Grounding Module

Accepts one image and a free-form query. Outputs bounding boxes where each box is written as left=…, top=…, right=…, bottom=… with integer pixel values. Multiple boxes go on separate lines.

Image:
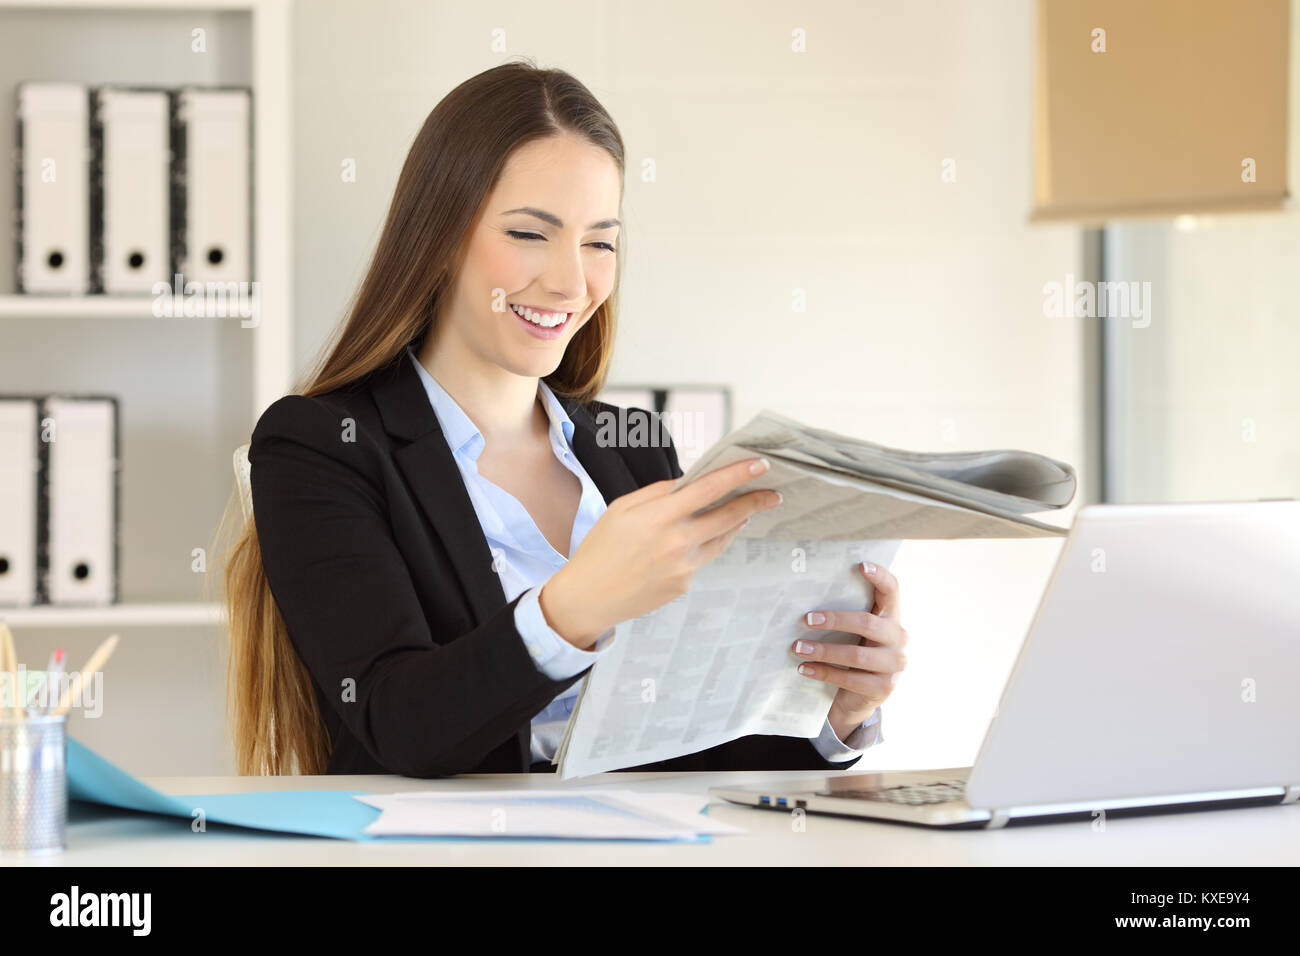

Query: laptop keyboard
left=827, top=779, right=967, bottom=806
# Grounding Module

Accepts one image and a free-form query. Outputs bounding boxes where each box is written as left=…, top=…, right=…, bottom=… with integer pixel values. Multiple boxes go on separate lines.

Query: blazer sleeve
left=655, top=423, right=865, bottom=773
left=249, top=395, right=587, bottom=778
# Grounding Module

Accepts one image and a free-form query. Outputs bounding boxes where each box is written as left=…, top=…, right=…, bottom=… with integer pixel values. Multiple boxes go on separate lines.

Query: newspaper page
left=678, top=410, right=1077, bottom=538
left=555, top=537, right=902, bottom=778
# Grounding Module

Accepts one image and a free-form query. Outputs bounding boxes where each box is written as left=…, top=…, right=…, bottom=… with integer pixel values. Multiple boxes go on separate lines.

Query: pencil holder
left=0, top=714, right=67, bottom=855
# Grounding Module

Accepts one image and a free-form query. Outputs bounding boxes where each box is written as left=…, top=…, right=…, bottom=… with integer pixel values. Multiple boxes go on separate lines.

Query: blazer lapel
left=370, top=352, right=506, bottom=625
left=557, top=394, right=642, bottom=505
left=369, top=349, right=641, bottom=626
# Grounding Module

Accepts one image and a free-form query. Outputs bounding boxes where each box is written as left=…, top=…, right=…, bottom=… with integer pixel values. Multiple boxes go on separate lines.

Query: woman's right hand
left=538, top=457, right=782, bottom=648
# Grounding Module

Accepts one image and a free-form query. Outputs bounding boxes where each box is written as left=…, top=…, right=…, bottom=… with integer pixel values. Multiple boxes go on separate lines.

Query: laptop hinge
left=986, top=809, right=1012, bottom=829
left=1282, top=786, right=1300, bottom=805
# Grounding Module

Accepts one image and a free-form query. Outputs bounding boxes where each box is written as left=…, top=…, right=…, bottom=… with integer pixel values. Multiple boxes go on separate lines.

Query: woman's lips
left=509, top=303, right=575, bottom=340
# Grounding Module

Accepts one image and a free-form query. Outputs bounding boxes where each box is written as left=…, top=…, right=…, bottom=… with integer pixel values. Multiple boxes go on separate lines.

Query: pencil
left=0, top=620, right=21, bottom=720
left=52, top=633, right=120, bottom=719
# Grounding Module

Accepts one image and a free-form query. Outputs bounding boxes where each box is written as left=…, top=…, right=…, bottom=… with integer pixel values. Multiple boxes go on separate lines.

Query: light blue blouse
left=406, top=347, right=881, bottom=765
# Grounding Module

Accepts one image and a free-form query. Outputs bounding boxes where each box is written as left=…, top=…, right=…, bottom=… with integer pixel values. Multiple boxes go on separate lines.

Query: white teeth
left=510, top=304, right=569, bottom=328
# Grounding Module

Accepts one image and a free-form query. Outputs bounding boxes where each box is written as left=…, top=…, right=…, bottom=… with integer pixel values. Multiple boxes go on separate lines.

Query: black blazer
left=248, top=347, right=863, bottom=777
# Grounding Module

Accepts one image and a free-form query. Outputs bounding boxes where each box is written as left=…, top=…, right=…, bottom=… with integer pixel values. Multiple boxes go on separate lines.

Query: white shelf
left=0, top=1, right=258, bottom=10
left=0, top=602, right=226, bottom=628
left=0, top=294, right=259, bottom=321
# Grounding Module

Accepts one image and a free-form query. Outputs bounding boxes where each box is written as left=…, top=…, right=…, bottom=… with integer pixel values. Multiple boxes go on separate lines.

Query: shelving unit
left=0, top=0, right=292, bottom=628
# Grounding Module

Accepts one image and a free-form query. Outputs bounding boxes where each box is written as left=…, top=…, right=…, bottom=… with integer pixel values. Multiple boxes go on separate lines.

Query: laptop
left=710, top=500, right=1300, bottom=828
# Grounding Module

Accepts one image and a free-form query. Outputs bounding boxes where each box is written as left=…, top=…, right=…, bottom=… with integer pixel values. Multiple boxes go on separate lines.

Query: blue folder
left=67, top=738, right=708, bottom=843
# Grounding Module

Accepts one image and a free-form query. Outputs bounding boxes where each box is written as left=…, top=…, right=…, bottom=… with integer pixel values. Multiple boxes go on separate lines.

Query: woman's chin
left=500, top=352, right=564, bottom=380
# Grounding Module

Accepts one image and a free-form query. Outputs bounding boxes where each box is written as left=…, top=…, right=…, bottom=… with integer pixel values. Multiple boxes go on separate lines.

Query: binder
left=662, top=387, right=730, bottom=472
left=173, top=88, right=252, bottom=284
left=41, top=397, right=119, bottom=606
left=0, top=399, right=41, bottom=606
left=594, top=387, right=656, bottom=413
left=93, top=88, right=170, bottom=294
left=16, top=83, right=91, bottom=294
left=594, top=385, right=731, bottom=472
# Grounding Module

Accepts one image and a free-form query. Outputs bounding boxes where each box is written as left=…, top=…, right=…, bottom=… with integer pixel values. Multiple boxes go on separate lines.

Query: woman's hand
left=539, top=457, right=783, bottom=648
left=793, top=561, right=907, bottom=744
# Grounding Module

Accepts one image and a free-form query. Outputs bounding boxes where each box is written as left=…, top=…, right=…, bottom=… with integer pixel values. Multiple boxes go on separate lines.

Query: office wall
left=288, top=0, right=1084, bottom=773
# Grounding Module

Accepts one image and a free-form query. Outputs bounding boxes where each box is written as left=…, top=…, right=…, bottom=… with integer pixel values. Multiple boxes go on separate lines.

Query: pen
left=52, top=634, right=119, bottom=719
left=26, top=649, right=64, bottom=716
left=45, top=648, right=66, bottom=716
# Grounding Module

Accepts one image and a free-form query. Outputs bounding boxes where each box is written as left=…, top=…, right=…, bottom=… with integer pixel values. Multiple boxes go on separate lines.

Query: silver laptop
left=710, top=500, right=1300, bottom=828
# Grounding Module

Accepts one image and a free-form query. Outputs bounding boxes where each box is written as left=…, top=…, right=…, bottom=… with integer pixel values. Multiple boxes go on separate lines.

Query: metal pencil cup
left=0, top=715, right=67, bottom=855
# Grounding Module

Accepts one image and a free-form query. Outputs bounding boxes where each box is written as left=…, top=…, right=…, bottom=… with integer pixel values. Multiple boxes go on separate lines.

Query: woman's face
left=439, top=132, right=622, bottom=379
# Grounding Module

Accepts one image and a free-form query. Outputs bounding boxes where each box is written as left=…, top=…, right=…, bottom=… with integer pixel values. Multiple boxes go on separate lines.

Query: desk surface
left=8, top=768, right=1298, bottom=865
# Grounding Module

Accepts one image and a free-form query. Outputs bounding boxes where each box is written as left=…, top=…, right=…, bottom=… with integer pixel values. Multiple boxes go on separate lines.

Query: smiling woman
left=217, top=59, right=886, bottom=779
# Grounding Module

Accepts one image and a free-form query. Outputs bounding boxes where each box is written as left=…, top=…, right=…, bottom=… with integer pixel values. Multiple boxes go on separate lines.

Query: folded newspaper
left=553, top=410, right=1077, bottom=778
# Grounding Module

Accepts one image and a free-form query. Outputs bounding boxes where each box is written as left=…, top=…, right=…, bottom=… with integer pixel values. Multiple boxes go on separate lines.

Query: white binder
left=94, top=88, right=170, bottom=293
left=17, top=83, right=90, bottom=293
left=594, top=387, right=656, bottom=412
left=663, top=387, right=730, bottom=472
left=42, top=397, right=118, bottom=606
left=593, top=386, right=731, bottom=473
left=0, top=399, right=40, bottom=606
left=175, top=88, right=251, bottom=284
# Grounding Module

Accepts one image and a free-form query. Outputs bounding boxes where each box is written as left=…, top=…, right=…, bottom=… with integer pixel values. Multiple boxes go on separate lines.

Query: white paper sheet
left=354, top=789, right=744, bottom=839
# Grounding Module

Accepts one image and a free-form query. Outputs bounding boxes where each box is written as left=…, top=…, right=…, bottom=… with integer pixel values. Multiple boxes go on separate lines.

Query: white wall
left=291, top=0, right=1085, bottom=772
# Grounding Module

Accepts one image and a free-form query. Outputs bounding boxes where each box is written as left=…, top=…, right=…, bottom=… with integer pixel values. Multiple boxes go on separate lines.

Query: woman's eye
left=507, top=230, right=616, bottom=253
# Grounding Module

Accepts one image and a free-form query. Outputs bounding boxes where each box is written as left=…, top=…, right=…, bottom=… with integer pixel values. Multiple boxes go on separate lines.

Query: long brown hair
left=214, top=59, right=627, bottom=775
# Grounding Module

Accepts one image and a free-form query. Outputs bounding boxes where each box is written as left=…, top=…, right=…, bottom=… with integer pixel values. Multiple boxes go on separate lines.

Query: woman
left=221, top=61, right=908, bottom=777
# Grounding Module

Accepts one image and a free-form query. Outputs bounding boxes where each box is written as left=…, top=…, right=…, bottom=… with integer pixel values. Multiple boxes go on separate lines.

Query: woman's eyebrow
left=501, top=206, right=621, bottom=230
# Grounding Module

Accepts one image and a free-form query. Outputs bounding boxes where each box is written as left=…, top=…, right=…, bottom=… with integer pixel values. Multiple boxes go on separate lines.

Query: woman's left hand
left=792, top=561, right=907, bottom=743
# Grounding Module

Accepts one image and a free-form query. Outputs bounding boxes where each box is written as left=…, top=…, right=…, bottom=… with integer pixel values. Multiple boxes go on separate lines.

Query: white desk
left=9, top=768, right=1298, bottom=865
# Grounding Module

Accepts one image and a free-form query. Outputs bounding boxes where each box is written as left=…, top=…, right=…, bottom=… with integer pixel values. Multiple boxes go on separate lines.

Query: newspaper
left=553, top=410, right=1076, bottom=778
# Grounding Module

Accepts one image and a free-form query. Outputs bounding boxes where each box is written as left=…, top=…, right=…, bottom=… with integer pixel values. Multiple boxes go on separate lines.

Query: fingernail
left=805, top=611, right=825, bottom=626
left=798, top=663, right=814, bottom=676
left=795, top=640, right=816, bottom=655
left=750, top=458, right=770, bottom=475
left=767, top=491, right=783, bottom=507
left=862, top=562, right=876, bottom=575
